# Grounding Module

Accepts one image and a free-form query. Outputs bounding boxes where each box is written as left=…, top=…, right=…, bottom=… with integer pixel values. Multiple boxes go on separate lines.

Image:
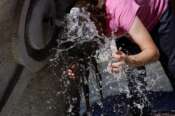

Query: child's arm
left=111, top=16, right=159, bottom=71
left=126, top=16, right=160, bottom=66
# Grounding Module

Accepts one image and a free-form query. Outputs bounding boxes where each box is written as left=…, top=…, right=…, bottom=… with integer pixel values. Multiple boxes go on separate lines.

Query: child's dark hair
left=75, top=0, right=99, bottom=6
left=89, top=0, right=98, bottom=5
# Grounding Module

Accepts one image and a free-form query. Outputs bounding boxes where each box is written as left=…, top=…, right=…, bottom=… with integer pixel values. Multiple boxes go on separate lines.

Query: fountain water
left=50, top=5, right=152, bottom=116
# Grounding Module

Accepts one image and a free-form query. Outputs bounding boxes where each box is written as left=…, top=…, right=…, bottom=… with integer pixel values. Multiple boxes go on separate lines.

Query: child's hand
left=66, top=63, right=78, bottom=79
left=109, top=51, right=127, bottom=73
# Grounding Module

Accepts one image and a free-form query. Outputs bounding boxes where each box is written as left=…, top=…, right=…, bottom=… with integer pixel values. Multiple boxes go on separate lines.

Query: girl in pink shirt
left=96, top=0, right=175, bottom=84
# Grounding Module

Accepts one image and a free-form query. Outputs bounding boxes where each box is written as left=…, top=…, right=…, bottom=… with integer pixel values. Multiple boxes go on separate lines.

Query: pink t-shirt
left=105, top=0, right=168, bottom=36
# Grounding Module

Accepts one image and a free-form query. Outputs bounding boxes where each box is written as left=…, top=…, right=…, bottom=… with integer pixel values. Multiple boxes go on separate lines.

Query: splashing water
left=50, top=6, right=152, bottom=116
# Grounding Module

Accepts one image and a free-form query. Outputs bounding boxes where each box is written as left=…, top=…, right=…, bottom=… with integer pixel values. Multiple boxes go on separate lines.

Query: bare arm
left=126, top=16, right=160, bottom=66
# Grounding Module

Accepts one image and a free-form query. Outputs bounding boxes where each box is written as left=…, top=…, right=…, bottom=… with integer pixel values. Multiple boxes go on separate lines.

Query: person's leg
left=151, top=4, right=175, bottom=87
left=66, top=78, right=81, bottom=116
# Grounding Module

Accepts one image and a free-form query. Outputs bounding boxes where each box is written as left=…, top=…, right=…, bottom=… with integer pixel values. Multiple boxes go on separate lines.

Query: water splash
left=50, top=6, right=152, bottom=116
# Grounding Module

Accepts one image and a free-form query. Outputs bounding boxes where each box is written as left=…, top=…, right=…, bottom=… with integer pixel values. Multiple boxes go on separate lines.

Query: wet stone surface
left=3, top=62, right=173, bottom=116
left=7, top=67, right=66, bottom=116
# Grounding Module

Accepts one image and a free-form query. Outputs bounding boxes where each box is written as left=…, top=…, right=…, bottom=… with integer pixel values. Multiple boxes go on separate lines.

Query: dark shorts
left=151, top=3, right=175, bottom=83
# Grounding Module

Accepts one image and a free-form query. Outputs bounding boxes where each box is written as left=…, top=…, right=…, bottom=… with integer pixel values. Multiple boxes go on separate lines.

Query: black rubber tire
left=13, top=0, right=73, bottom=72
